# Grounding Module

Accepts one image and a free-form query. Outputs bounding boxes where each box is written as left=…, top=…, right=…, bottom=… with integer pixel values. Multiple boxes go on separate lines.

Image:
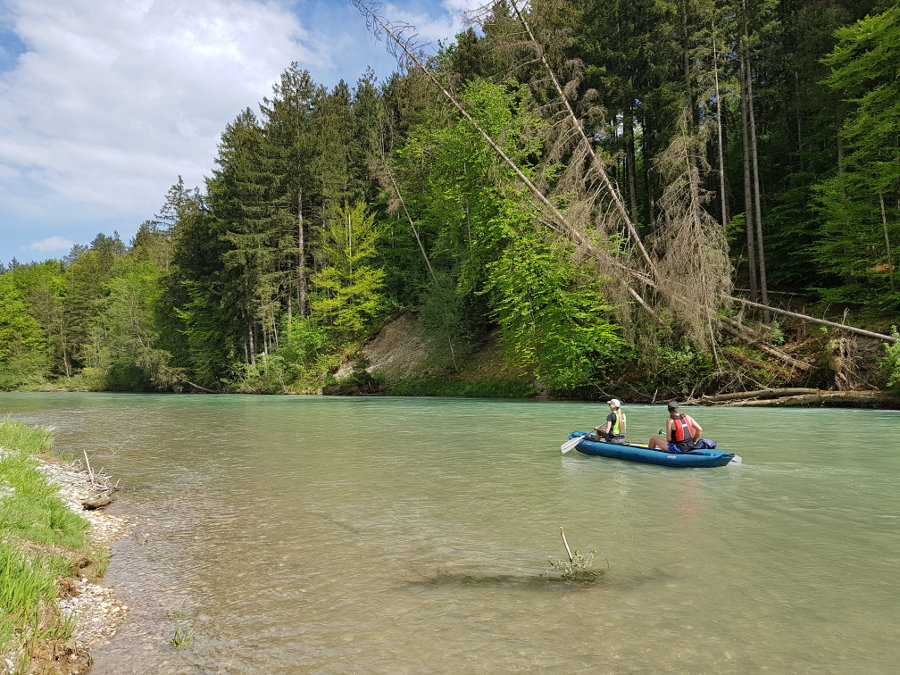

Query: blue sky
left=0, top=0, right=482, bottom=265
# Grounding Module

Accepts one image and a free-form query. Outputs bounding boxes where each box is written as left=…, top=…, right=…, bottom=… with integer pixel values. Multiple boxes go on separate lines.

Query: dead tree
left=349, top=0, right=900, bottom=371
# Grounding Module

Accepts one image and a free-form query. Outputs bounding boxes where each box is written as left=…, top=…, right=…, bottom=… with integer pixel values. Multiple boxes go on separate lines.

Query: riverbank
left=0, top=422, right=128, bottom=674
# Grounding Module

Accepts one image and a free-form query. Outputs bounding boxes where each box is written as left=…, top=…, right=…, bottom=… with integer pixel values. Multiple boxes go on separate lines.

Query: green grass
left=170, top=601, right=195, bottom=649
left=0, top=419, right=53, bottom=455
left=0, top=420, right=99, bottom=661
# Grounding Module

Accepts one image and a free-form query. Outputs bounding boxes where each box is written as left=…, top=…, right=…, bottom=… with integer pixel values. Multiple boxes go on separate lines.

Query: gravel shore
left=27, top=457, right=131, bottom=673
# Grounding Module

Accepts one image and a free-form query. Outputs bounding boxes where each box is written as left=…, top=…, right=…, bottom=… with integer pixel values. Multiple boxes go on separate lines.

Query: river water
left=2, top=393, right=898, bottom=673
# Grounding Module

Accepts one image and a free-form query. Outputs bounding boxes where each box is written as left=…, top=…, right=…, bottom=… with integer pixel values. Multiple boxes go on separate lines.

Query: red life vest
left=672, top=414, right=693, bottom=442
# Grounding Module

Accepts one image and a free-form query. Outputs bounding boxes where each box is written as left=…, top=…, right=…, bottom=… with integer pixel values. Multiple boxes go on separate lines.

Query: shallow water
left=3, top=393, right=899, bottom=673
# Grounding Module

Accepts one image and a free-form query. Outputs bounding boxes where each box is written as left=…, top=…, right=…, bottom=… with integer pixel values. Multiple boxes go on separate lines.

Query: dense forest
left=1, top=0, right=898, bottom=400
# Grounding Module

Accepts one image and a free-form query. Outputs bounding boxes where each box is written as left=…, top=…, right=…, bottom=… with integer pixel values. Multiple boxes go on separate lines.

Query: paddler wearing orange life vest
left=647, top=402, right=703, bottom=453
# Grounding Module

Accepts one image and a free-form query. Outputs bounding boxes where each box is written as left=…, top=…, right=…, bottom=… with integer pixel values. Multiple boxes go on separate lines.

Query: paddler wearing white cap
left=592, top=398, right=627, bottom=444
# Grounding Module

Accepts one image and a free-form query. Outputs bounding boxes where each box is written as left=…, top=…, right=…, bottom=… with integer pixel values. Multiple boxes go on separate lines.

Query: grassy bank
left=0, top=421, right=105, bottom=672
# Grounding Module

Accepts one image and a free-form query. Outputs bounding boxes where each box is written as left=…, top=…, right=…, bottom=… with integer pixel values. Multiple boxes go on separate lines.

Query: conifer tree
left=310, top=201, right=387, bottom=338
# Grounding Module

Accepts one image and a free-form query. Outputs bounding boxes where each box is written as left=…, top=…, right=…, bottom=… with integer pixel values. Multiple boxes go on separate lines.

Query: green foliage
left=170, top=601, right=195, bottom=649
left=418, top=271, right=476, bottom=372
left=278, top=316, right=332, bottom=381
left=811, top=5, right=900, bottom=311
left=4, top=4, right=899, bottom=397
left=322, top=356, right=385, bottom=395
left=171, top=280, right=231, bottom=386
left=387, top=377, right=538, bottom=398
left=68, top=367, right=109, bottom=392
left=0, top=274, right=49, bottom=388
left=63, top=237, right=128, bottom=372
left=823, top=6, right=899, bottom=169
left=85, top=259, right=176, bottom=391
left=770, top=320, right=784, bottom=346
left=310, top=201, right=387, bottom=339
left=881, top=328, right=900, bottom=390
left=396, top=78, right=626, bottom=390
left=3, top=261, right=69, bottom=378
left=485, top=235, right=626, bottom=390
left=645, top=343, right=715, bottom=395
left=228, top=354, right=289, bottom=394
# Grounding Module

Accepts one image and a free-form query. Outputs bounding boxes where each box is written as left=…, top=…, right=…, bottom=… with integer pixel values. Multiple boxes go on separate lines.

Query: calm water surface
left=2, top=393, right=898, bottom=673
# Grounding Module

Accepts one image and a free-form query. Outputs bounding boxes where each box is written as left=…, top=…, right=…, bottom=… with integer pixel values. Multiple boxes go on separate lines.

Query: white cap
left=608, top=398, right=621, bottom=408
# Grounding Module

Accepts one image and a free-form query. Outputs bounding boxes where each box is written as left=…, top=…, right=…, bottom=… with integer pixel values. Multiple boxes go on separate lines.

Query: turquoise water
left=2, top=393, right=898, bottom=673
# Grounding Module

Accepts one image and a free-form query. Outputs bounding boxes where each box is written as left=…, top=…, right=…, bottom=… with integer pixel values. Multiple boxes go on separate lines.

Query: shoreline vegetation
left=7, top=312, right=900, bottom=410
left=1, top=4, right=898, bottom=411
left=0, top=421, right=127, bottom=674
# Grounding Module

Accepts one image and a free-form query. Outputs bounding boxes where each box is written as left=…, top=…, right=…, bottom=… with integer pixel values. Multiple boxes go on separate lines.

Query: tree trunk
left=794, top=70, right=804, bottom=172
left=623, top=103, right=640, bottom=223
left=880, top=193, right=895, bottom=291
left=692, top=387, right=821, bottom=403
left=642, top=110, right=655, bottom=228
left=298, top=190, right=307, bottom=317
left=746, top=49, right=769, bottom=319
left=682, top=3, right=697, bottom=127
left=712, top=19, right=728, bottom=228
left=724, top=391, right=891, bottom=407
left=59, top=322, right=72, bottom=378
left=727, top=296, right=900, bottom=343
left=740, top=52, right=759, bottom=301
left=248, top=322, right=256, bottom=365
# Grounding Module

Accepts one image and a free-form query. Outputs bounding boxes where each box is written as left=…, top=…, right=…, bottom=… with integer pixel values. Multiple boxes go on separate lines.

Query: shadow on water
left=403, top=567, right=608, bottom=591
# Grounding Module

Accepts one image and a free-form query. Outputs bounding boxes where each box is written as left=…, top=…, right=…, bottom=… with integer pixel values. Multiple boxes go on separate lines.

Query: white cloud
left=0, top=0, right=325, bottom=233
left=0, top=0, right=484, bottom=264
left=28, top=235, right=75, bottom=252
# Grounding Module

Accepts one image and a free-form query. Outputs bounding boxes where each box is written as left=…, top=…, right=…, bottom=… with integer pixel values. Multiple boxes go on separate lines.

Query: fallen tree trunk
left=727, top=296, right=899, bottom=343
left=723, top=390, right=894, bottom=407
left=353, top=0, right=899, bottom=371
left=717, top=318, right=815, bottom=372
left=692, top=388, right=820, bottom=403
left=184, top=379, right=218, bottom=394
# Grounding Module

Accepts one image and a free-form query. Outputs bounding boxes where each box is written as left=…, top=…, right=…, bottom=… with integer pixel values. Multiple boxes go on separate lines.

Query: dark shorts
left=598, top=433, right=627, bottom=445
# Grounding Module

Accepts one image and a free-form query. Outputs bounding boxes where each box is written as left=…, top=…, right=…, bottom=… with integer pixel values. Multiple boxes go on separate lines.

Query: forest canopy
left=2, top=0, right=897, bottom=399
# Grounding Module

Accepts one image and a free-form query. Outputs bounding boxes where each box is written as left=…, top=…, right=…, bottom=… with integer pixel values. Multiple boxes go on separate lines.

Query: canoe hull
left=568, top=432, right=735, bottom=468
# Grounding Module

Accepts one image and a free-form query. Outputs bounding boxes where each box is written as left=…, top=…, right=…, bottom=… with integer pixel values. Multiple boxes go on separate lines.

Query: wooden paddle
left=560, top=433, right=589, bottom=454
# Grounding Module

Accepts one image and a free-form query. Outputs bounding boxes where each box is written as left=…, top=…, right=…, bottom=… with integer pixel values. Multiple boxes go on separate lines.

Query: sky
left=0, top=0, right=484, bottom=266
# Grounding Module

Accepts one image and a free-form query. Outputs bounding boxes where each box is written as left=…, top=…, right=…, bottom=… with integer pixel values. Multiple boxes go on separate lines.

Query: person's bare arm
left=665, top=418, right=675, bottom=442
left=689, top=416, right=703, bottom=441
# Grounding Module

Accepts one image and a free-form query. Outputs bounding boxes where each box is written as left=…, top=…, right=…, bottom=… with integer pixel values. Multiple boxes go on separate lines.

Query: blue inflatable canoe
left=567, top=432, right=737, bottom=468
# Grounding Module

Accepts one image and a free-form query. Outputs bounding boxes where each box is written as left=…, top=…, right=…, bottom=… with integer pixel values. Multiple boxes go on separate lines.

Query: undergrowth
left=388, top=377, right=539, bottom=398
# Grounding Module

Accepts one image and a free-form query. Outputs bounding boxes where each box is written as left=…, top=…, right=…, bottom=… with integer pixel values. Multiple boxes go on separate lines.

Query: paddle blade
left=729, top=454, right=743, bottom=465
left=560, top=435, right=585, bottom=454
